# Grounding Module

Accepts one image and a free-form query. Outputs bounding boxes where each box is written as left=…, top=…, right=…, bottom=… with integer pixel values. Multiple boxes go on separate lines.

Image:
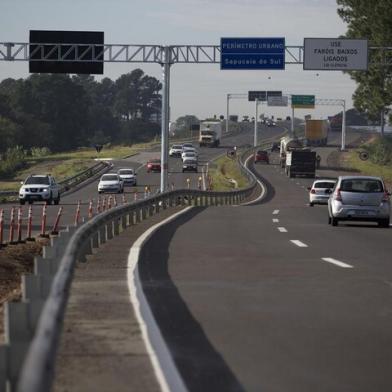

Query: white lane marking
left=272, top=209, right=280, bottom=215
left=136, top=163, right=147, bottom=173
left=296, top=182, right=300, bottom=185
left=127, top=208, right=191, bottom=392
left=290, top=240, right=308, bottom=248
left=272, top=218, right=279, bottom=223
left=322, top=257, right=353, bottom=269
left=278, top=227, right=287, bottom=232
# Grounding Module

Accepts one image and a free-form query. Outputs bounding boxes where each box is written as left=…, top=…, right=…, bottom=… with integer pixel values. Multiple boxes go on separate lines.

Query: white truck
left=199, top=121, right=222, bottom=147
left=279, top=136, right=303, bottom=168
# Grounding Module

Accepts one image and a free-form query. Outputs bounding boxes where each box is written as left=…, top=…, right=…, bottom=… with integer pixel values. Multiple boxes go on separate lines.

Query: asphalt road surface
left=139, top=130, right=392, bottom=391
left=0, top=124, right=283, bottom=240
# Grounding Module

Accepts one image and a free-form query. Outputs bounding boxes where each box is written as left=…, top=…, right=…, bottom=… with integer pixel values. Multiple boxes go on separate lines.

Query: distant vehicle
left=266, top=120, right=276, bottom=127
left=199, top=121, right=222, bottom=147
left=98, top=173, right=124, bottom=194
left=286, top=116, right=291, bottom=121
left=254, top=150, right=269, bottom=164
left=277, top=117, right=282, bottom=121
left=19, top=174, right=60, bottom=205
left=182, top=151, right=197, bottom=161
left=305, top=119, right=328, bottom=146
left=169, top=144, right=183, bottom=157
left=285, top=150, right=316, bottom=178
left=182, top=143, right=194, bottom=149
left=279, top=136, right=303, bottom=167
left=308, top=179, right=336, bottom=206
left=328, top=176, right=390, bottom=227
left=117, top=168, right=137, bottom=186
left=182, top=158, right=198, bottom=172
left=147, top=159, right=161, bottom=173
left=271, top=142, right=280, bottom=152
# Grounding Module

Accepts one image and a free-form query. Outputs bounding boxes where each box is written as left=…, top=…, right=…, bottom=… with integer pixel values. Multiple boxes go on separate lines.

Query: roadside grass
left=208, top=154, right=249, bottom=191
left=347, top=151, right=392, bottom=188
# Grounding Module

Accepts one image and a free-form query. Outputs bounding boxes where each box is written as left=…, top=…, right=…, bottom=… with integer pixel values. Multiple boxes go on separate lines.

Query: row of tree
left=337, top=0, right=392, bottom=134
left=0, top=69, right=162, bottom=153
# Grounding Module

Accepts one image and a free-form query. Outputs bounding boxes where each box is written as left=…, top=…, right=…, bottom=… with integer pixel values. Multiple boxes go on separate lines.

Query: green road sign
left=291, top=95, right=315, bottom=108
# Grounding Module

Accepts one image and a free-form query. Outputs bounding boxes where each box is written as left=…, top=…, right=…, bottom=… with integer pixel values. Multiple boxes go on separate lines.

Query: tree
left=337, top=0, right=392, bottom=134
left=175, top=115, right=199, bottom=132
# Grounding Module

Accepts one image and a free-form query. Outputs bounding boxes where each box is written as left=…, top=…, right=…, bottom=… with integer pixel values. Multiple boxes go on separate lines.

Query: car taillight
left=382, top=192, right=390, bottom=202
left=310, top=189, right=316, bottom=194
left=334, top=188, right=342, bottom=202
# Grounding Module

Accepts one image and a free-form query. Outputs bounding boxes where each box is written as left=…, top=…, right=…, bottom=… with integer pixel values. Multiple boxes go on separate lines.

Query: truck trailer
left=285, top=150, right=316, bottom=178
left=305, top=119, right=328, bottom=146
left=199, top=121, right=222, bottom=147
left=279, top=136, right=303, bottom=168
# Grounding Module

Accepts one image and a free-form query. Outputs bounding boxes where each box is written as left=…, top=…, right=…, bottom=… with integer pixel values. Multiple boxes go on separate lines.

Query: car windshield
left=183, top=144, right=193, bottom=148
left=340, top=179, right=383, bottom=193
left=101, top=175, right=119, bottom=181
left=314, top=182, right=335, bottom=189
left=150, top=160, right=160, bottom=163
left=185, top=152, right=195, bottom=156
left=118, top=170, right=134, bottom=175
left=172, top=145, right=182, bottom=149
left=257, top=151, right=267, bottom=155
left=24, top=176, right=50, bottom=185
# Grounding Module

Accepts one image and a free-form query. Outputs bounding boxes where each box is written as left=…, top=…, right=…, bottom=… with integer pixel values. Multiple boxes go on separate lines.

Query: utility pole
left=254, top=98, right=259, bottom=147
left=160, top=47, right=171, bottom=193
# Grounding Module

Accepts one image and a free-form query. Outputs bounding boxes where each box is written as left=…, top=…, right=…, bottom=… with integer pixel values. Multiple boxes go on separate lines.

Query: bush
left=362, top=136, right=392, bottom=165
left=0, top=146, right=26, bottom=178
left=30, top=147, right=51, bottom=158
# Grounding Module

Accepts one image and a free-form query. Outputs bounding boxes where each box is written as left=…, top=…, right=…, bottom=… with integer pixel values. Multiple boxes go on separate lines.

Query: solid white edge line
left=240, top=154, right=266, bottom=206
left=290, top=240, right=308, bottom=247
left=127, top=207, right=192, bottom=392
left=201, top=166, right=206, bottom=191
left=272, top=209, right=280, bottom=215
left=277, top=227, right=287, bottom=232
left=272, top=218, right=279, bottom=223
left=322, top=257, right=353, bottom=269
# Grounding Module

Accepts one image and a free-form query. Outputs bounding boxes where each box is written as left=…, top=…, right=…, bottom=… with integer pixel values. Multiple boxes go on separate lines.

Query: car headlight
left=42, top=188, right=48, bottom=192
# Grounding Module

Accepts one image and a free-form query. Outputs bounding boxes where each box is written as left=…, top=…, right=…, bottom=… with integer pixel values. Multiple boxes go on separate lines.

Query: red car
left=147, top=159, right=161, bottom=173
left=254, top=150, right=269, bottom=164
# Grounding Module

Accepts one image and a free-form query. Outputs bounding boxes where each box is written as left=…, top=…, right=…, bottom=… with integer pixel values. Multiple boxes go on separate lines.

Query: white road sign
left=304, top=38, right=368, bottom=71
left=267, top=96, right=288, bottom=107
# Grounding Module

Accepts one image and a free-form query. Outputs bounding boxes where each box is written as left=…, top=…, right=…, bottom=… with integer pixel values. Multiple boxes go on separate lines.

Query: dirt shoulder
left=0, top=241, right=45, bottom=343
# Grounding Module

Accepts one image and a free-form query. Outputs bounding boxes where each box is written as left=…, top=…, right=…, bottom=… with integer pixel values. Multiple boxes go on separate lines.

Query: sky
left=0, top=0, right=357, bottom=121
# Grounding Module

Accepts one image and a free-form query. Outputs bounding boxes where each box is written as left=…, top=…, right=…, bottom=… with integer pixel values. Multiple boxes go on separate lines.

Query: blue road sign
left=221, top=37, right=285, bottom=70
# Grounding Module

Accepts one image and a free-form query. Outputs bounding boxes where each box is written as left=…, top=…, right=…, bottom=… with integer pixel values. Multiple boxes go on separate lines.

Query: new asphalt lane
left=138, top=131, right=392, bottom=391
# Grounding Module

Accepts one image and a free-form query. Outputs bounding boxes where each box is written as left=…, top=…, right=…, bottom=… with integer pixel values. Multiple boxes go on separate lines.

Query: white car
left=308, top=179, right=336, bottom=206
left=118, top=168, right=137, bottom=186
left=98, top=174, right=124, bottom=194
left=169, top=144, right=183, bottom=157
left=182, top=151, right=197, bottom=161
left=19, top=174, right=60, bottom=205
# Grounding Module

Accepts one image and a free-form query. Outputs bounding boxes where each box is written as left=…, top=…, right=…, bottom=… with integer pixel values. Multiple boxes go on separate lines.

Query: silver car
left=328, top=176, right=390, bottom=227
left=308, top=179, right=336, bottom=206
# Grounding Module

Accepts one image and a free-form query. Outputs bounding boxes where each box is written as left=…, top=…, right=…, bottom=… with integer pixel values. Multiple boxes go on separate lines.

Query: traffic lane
left=253, top=154, right=392, bottom=273
left=140, top=205, right=392, bottom=391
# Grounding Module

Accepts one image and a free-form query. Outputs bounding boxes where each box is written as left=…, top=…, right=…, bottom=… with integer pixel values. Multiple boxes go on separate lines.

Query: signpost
left=221, top=38, right=285, bottom=70
left=268, top=96, right=288, bottom=107
left=248, top=90, right=282, bottom=101
left=290, top=95, right=315, bottom=137
left=303, top=38, right=368, bottom=71
left=291, top=95, right=315, bottom=108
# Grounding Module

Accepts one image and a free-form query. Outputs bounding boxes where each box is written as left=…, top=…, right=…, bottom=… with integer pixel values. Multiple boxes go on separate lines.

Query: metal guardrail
left=0, top=129, right=290, bottom=391
left=0, top=161, right=109, bottom=199
left=0, top=186, right=256, bottom=392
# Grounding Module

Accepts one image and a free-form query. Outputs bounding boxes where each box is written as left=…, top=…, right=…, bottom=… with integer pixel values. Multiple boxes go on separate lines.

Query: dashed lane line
left=272, top=210, right=280, bottom=215
left=272, top=218, right=279, bottom=223
left=290, top=240, right=308, bottom=248
left=277, top=227, right=287, bottom=232
left=322, top=257, right=353, bottom=269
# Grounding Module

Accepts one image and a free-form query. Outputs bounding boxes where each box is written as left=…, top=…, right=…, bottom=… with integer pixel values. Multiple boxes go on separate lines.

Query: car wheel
left=19, top=200, right=25, bottom=205
left=328, top=216, right=331, bottom=224
left=331, top=217, right=338, bottom=226
left=378, top=219, right=390, bottom=228
left=28, top=200, right=33, bottom=205
left=54, top=194, right=60, bottom=205
left=309, top=202, right=314, bottom=207
left=47, top=193, right=53, bottom=205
